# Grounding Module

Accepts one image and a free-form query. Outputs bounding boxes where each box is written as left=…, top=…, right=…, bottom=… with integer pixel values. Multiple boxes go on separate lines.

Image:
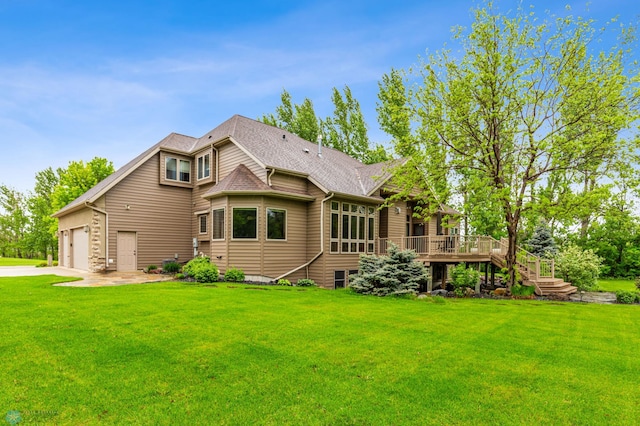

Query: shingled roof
left=195, top=115, right=391, bottom=198
left=54, top=115, right=394, bottom=216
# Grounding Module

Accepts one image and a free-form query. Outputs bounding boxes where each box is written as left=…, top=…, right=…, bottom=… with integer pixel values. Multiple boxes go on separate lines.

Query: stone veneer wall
left=89, top=210, right=106, bottom=272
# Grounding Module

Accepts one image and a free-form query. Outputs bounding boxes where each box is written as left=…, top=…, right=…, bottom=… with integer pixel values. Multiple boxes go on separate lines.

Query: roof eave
left=203, top=190, right=315, bottom=202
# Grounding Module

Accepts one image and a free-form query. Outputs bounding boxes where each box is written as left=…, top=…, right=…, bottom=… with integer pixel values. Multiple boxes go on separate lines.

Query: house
left=53, top=115, right=575, bottom=295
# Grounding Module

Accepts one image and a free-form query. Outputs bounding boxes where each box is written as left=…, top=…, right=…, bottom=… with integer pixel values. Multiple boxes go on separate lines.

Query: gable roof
left=195, top=115, right=390, bottom=199
left=53, top=132, right=197, bottom=217
left=54, top=115, right=394, bottom=216
left=203, top=164, right=314, bottom=201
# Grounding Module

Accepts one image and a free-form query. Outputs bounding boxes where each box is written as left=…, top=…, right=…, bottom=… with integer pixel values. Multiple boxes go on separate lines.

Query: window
left=233, top=208, right=257, bottom=239
left=266, top=208, right=286, bottom=240
left=330, top=202, right=339, bottom=253
left=334, top=270, right=345, bottom=289
left=339, top=203, right=372, bottom=254
left=197, top=153, right=211, bottom=180
left=199, top=215, right=208, bottom=234
left=212, top=208, right=225, bottom=240
left=166, top=157, right=190, bottom=183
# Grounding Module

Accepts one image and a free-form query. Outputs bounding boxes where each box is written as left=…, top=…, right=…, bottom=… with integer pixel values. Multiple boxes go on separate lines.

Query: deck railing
left=377, top=235, right=555, bottom=280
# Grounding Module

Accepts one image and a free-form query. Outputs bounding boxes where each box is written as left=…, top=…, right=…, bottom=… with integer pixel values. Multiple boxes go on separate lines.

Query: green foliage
left=36, top=261, right=48, bottom=268
left=615, top=290, right=638, bottom=304
left=146, top=264, right=158, bottom=271
left=0, top=185, right=29, bottom=258
left=380, top=1, right=640, bottom=288
left=51, top=157, right=115, bottom=211
left=450, top=263, right=480, bottom=289
left=162, top=262, right=181, bottom=274
left=183, top=257, right=219, bottom=283
left=556, top=245, right=603, bottom=291
left=277, top=278, right=292, bottom=286
left=636, top=277, right=640, bottom=291
left=260, top=87, right=389, bottom=164
left=224, top=267, right=245, bottom=283
left=296, top=278, right=317, bottom=287
left=175, top=273, right=185, bottom=280
left=511, top=284, right=536, bottom=297
left=527, top=220, right=557, bottom=258
left=350, top=243, right=429, bottom=296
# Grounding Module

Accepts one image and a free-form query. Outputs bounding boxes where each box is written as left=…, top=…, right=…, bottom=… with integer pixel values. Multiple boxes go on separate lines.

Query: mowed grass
left=0, top=257, right=44, bottom=266
left=598, top=278, right=637, bottom=292
left=1, top=276, right=639, bottom=425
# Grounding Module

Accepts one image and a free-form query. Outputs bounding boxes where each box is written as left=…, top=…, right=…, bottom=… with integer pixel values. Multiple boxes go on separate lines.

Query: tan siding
left=226, top=195, right=263, bottom=276
left=106, top=152, right=192, bottom=271
left=209, top=198, right=228, bottom=271
left=218, top=143, right=266, bottom=182
left=58, top=208, right=93, bottom=231
left=270, top=172, right=307, bottom=192
left=263, top=197, right=308, bottom=278
left=387, top=200, right=407, bottom=238
left=192, top=181, right=215, bottom=242
left=306, top=184, right=326, bottom=286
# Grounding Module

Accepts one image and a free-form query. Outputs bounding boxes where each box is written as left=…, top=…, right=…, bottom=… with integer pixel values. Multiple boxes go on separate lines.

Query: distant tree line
left=0, top=158, right=114, bottom=259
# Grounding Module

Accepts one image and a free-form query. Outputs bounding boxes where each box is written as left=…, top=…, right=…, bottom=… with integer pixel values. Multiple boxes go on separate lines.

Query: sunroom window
left=233, top=208, right=257, bottom=239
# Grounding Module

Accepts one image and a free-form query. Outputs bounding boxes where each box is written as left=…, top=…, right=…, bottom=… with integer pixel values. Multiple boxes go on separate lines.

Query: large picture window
left=332, top=202, right=375, bottom=254
left=212, top=208, right=225, bottom=240
left=166, top=157, right=190, bottom=183
left=197, top=153, right=210, bottom=180
left=233, top=208, right=257, bottom=239
left=266, top=208, right=286, bottom=240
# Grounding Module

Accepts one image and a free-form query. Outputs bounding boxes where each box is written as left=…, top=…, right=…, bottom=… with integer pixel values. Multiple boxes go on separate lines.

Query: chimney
left=317, top=134, right=323, bottom=158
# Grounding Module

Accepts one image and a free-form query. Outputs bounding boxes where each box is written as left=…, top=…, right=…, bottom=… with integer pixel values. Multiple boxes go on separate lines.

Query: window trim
left=198, top=214, right=208, bottom=235
left=266, top=207, right=287, bottom=241
left=231, top=207, right=258, bottom=241
left=212, top=208, right=225, bottom=241
left=165, top=156, right=191, bottom=183
left=197, top=152, right=211, bottom=181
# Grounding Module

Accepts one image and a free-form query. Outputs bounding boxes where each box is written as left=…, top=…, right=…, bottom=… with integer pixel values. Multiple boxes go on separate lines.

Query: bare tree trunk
left=505, top=223, right=518, bottom=289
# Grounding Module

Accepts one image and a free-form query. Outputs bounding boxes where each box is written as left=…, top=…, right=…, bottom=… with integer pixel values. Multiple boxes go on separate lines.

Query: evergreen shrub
left=350, top=243, right=428, bottom=296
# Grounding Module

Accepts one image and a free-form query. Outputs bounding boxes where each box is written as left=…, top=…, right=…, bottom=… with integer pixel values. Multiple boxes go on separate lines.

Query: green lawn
left=598, top=278, right=637, bottom=292
left=0, top=257, right=44, bottom=266
left=1, top=276, right=639, bottom=425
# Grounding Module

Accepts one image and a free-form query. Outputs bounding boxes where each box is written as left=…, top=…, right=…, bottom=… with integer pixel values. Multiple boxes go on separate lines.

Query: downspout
left=267, top=168, right=275, bottom=186
left=274, top=192, right=334, bottom=281
left=85, top=202, right=108, bottom=271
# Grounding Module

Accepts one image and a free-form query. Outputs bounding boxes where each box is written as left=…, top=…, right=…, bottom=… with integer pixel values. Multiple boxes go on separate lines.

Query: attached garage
left=71, top=227, right=89, bottom=271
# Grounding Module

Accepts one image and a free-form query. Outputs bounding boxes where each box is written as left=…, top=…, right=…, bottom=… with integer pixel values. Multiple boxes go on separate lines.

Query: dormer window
left=197, top=153, right=211, bottom=180
left=166, top=157, right=190, bottom=183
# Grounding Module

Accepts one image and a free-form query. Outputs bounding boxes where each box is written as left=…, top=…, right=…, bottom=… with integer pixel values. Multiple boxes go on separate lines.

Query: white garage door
left=72, top=228, right=89, bottom=271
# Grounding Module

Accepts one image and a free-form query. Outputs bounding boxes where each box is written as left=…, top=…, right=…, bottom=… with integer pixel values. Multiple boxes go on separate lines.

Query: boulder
left=432, top=289, right=448, bottom=297
left=493, top=288, right=507, bottom=296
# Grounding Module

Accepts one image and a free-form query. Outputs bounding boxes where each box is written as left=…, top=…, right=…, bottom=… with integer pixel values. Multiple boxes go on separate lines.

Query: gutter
left=212, top=145, right=219, bottom=183
left=274, top=192, right=334, bottom=281
left=85, top=202, right=109, bottom=271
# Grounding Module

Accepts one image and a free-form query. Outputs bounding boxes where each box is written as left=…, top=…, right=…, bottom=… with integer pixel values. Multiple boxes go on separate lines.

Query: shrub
left=53, top=261, right=58, bottom=266
left=635, top=276, right=640, bottom=291
left=183, top=257, right=219, bottom=283
left=296, top=278, right=317, bottom=287
left=163, top=262, right=181, bottom=274
left=224, top=267, right=245, bottom=283
left=556, top=244, right=603, bottom=291
left=615, top=290, right=638, bottom=304
left=277, top=278, right=292, bottom=286
left=175, top=273, right=185, bottom=280
left=350, top=243, right=428, bottom=296
left=36, top=262, right=48, bottom=268
left=451, top=263, right=480, bottom=290
left=511, top=284, right=536, bottom=297
left=146, top=264, right=158, bottom=272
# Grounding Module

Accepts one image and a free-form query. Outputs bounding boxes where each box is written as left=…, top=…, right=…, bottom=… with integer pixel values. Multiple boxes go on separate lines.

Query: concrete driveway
left=0, top=266, right=175, bottom=287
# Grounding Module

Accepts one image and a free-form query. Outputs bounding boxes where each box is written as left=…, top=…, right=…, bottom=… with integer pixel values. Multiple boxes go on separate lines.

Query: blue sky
left=1, top=0, right=638, bottom=193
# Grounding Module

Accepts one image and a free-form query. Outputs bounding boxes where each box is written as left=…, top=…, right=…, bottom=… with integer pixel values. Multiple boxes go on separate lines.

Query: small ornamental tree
left=527, top=220, right=557, bottom=258
left=350, top=244, right=428, bottom=296
left=556, top=244, right=603, bottom=291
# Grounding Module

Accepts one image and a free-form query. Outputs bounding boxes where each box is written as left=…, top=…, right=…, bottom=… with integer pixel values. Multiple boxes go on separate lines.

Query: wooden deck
left=377, top=235, right=576, bottom=296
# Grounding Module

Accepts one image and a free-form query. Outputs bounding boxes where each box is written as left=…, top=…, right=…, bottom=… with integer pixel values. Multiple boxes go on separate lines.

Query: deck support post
left=490, top=263, right=496, bottom=287
left=427, top=265, right=433, bottom=293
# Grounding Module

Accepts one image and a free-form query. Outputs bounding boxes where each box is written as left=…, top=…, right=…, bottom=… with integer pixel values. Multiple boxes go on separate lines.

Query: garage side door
left=71, top=228, right=89, bottom=271
left=117, top=231, right=137, bottom=272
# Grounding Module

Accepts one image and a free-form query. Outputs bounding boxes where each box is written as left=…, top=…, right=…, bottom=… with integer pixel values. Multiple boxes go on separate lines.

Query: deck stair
left=377, top=235, right=577, bottom=297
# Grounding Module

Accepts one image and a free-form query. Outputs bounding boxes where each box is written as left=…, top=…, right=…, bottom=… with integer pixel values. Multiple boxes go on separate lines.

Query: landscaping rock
left=493, top=288, right=507, bottom=296
left=465, top=287, right=476, bottom=297
left=432, top=289, right=448, bottom=297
